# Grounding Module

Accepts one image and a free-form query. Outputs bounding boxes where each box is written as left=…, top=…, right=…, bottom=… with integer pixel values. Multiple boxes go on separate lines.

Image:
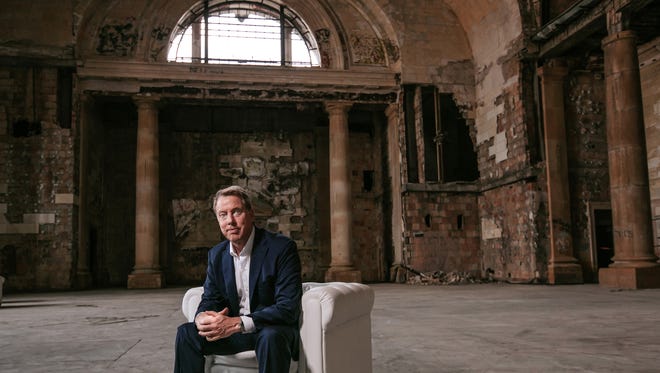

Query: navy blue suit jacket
left=197, top=226, right=302, bottom=330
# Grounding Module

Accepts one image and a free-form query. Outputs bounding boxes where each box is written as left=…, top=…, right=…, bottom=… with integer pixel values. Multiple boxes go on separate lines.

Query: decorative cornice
left=76, top=59, right=399, bottom=101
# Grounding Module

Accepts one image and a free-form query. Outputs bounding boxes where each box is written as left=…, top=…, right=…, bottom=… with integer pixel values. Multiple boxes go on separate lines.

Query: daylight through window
left=168, top=0, right=320, bottom=67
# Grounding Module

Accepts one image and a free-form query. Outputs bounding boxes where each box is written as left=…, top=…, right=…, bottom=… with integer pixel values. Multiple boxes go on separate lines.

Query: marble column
left=324, top=101, right=361, bottom=282
left=76, top=94, right=92, bottom=289
left=537, top=59, right=583, bottom=284
left=385, top=103, right=405, bottom=282
left=128, top=95, right=164, bottom=289
left=599, top=24, right=660, bottom=289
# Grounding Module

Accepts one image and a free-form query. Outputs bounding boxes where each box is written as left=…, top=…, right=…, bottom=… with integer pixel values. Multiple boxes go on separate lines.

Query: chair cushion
left=211, top=351, right=259, bottom=368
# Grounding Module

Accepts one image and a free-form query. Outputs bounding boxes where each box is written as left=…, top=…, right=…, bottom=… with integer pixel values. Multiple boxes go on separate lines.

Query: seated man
left=175, top=186, right=302, bottom=373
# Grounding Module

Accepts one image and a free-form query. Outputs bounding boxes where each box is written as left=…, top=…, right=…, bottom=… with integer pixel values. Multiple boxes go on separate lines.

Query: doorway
left=588, top=203, right=614, bottom=282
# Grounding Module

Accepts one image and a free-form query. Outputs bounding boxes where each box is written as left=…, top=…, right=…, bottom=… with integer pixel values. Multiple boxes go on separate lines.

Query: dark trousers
left=174, top=322, right=297, bottom=373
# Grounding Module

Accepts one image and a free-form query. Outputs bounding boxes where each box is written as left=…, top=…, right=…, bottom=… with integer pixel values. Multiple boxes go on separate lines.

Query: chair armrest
left=182, top=286, right=204, bottom=322
left=301, top=283, right=374, bottom=373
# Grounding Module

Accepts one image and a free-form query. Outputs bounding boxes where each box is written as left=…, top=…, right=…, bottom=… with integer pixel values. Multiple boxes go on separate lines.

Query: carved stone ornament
left=350, top=33, right=386, bottom=65
left=96, top=18, right=139, bottom=57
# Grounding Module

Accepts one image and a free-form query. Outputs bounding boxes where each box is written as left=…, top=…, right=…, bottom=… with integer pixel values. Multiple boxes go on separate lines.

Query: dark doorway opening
left=594, top=209, right=614, bottom=271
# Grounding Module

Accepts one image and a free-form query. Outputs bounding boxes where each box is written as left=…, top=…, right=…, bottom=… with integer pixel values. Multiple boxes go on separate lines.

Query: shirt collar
left=229, top=225, right=255, bottom=258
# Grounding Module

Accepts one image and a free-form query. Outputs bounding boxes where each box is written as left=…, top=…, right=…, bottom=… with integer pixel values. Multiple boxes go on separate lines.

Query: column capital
left=324, top=101, right=352, bottom=115
left=602, top=29, right=637, bottom=49
left=605, top=6, right=631, bottom=35
left=79, top=93, right=95, bottom=105
left=384, top=103, right=399, bottom=119
left=133, top=93, right=161, bottom=108
left=537, top=58, right=568, bottom=80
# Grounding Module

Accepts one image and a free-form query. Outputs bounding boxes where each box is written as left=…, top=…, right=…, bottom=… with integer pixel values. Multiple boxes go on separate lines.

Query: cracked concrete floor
left=1, top=283, right=660, bottom=372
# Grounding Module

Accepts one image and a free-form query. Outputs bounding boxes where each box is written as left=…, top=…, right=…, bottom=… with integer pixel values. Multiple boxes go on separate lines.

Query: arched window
left=168, top=0, right=320, bottom=67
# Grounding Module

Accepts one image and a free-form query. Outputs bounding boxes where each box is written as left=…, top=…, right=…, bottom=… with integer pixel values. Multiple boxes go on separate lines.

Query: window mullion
left=279, top=5, right=285, bottom=66
left=204, top=0, right=209, bottom=64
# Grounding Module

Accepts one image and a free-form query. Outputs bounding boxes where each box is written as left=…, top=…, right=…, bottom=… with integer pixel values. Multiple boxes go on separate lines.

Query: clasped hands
left=195, top=308, right=242, bottom=342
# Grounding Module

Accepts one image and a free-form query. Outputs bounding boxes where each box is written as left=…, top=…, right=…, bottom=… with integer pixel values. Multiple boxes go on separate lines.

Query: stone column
left=128, top=95, right=164, bottom=289
left=385, top=103, right=405, bottom=282
left=599, top=19, right=660, bottom=288
left=76, top=94, right=92, bottom=289
left=537, top=59, right=583, bottom=284
left=324, top=101, right=361, bottom=282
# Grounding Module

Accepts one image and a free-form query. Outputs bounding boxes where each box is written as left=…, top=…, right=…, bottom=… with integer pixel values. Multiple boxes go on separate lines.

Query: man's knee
left=176, top=322, right=199, bottom=346
left=255, top=326, right=294, bottom=354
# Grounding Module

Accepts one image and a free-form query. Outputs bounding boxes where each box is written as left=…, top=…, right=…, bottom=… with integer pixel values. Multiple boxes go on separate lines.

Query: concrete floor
left=1, top=283, right=659, bottom=372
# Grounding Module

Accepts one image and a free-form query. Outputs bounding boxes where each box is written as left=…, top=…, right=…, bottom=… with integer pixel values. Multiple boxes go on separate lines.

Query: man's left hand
left=195, top=308, right=242, bottom=341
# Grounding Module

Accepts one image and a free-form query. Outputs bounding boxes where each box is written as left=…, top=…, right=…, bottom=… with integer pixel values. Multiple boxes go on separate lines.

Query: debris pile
left=407, top=270, right=482, bottom=285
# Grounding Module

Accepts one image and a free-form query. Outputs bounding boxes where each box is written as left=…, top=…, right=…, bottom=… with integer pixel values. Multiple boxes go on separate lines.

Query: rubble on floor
left=406, top=270, right=484, bottom=285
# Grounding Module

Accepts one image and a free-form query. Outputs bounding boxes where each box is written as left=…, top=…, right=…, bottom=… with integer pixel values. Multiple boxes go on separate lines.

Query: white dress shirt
left=229, top=226, right=256, bottom=333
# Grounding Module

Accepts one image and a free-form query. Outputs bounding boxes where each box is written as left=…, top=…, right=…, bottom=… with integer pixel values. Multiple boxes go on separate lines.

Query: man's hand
left=195, top=308, right=242, bottom=342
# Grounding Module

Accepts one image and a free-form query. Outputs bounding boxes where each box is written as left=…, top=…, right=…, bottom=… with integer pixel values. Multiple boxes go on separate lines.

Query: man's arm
left=196, top=245, right=231, bottom=315
left=194, top=245, right=242, bottom=341
left=248, top=240, right=302, bottom=329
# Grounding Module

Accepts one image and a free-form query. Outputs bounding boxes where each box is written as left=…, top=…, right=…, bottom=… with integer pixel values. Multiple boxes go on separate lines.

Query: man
left=175, top=186, right=302, bottom=373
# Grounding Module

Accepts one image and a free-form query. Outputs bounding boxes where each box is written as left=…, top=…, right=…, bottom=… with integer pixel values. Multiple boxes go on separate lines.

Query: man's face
left=215, top=195, right=255, bottom=249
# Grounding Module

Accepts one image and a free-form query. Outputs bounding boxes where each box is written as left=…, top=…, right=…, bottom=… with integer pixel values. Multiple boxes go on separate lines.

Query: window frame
left=168, top=0, right=320, bottom=67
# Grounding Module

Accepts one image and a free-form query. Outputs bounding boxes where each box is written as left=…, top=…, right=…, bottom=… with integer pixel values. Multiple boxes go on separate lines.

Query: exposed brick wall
left=0, top=67, right=76, bottom=291
left=476, top=50, right=533, bottom=180
left=350, top=129, right=387, bottom=281
left=402, top=192, right=480, bottom=275
left=472, top=47, right=548, bottom=283
left=480, top=181, right=544, bottom=282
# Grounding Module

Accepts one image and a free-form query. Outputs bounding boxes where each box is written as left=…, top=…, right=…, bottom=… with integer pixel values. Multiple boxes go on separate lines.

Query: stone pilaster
left=324, top=101, right=361, bottom=283
left=599, top=17, right=660, bottom=289
left=75, top=94, right=92, bottom=289
left=538, top=59, right=583, bottom=284
left=385, top=103, right=405, bottom=282
left=128, top=95, right=164, bottom=289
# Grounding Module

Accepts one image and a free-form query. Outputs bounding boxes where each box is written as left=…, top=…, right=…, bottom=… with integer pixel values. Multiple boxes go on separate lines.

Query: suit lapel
left=221, top=245, right=240, bottom=313
left=249, top=227, right=268, bottom=306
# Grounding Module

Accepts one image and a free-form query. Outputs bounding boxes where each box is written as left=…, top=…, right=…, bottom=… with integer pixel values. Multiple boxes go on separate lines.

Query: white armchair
left=181, top=282, right=374, bottom=373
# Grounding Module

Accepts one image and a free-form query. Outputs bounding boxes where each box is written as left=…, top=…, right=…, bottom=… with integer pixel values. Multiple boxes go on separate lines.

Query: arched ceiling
left=444, top=0, right=522, bottom=38
left=443, top=0, right=523, bottom=63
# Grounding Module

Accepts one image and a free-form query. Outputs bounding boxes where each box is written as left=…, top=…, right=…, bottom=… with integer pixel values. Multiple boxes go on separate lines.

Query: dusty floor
left=1, top=283, right=659, bottom=372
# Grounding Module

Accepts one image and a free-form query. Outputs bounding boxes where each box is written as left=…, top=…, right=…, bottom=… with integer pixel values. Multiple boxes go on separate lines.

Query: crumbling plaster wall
left=163, top=128, right=320, bottom=283
left=0, top=67, right=76, bottom=291
left=0, top=0, right=75, bottom=58
left=459, top=2, right=544, bottom=281
left=564, top=66, right=610, bottom=282
left=384, top=0, right=544, bottom=280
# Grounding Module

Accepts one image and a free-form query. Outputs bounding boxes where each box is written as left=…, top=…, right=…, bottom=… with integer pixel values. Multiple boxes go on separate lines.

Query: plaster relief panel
left=96, top=17, right=138, bottom=57
left=350, top=33, right=386, bottom=65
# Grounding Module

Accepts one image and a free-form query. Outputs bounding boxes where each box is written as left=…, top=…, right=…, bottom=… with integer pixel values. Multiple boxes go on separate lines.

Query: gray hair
left=212, top=185, right=253, bottom=212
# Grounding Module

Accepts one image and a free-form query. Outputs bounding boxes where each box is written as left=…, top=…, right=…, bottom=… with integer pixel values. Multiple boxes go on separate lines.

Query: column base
left=389, top=264, right=407, bottom=283
left=75, top=271, right=93, bottom=289
left=599, top=265, right=660, bottom=289
left=325, top=267, right=362, bottom=283
left=548, top=262, right=583, bottom=284
left=127, top=271, right=165, bottom=289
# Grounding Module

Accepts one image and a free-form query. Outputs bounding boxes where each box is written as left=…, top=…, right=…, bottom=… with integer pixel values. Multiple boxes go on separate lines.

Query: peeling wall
left=0, top=67, right=76, bottom=291
left=402, top=192, right=481, bottom=275
left=565, top=67, right=610, bottom=281
left=480, top=181, right=543, bottom=282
